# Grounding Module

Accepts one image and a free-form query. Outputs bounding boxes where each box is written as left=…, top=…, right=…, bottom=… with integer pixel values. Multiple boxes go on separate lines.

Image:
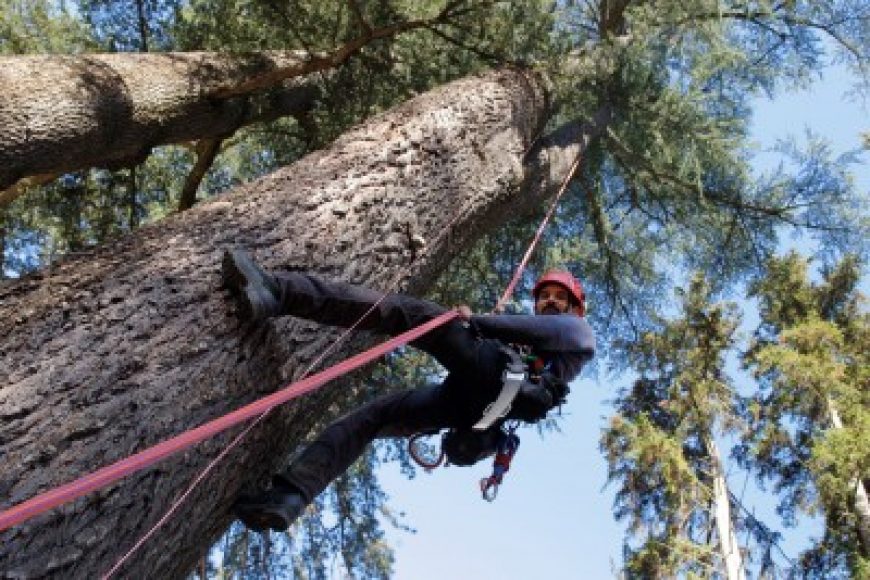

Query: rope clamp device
left=472, top=348, right=527, bottom=431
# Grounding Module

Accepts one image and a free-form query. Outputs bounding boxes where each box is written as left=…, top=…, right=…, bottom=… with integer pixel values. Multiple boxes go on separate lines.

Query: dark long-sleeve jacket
left=469, top=313, right=596, bottom=382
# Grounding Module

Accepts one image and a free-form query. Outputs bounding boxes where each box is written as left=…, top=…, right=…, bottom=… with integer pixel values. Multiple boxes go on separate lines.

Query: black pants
left=270, top=273, right=507, bottom=502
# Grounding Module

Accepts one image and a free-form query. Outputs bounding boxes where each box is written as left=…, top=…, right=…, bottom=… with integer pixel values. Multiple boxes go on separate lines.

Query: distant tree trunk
left=127, top=166, right=139, bottom=228
left=0, top=68, right=609, bottom=578
left=705, top=436, right=746, bottom=580
left=0, top=208, right=6, bottom=278
left=135, top=0, right=149, bottom=53
left=827, top=400, right=870, bottom=556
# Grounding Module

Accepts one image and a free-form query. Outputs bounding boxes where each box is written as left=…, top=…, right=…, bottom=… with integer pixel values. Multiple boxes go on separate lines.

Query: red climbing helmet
left=532, top=269, right=586, bottom=316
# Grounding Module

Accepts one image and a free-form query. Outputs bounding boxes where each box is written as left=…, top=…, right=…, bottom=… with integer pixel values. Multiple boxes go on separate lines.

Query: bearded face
left=534, top=283, right=574, bottom=315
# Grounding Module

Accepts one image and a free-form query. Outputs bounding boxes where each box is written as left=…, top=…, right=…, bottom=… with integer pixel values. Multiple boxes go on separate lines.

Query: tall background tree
left=602, top=275, right=748, bottom=578
left=737, top=253, right=869, bottom=577
left=0, top=0, right=867, bottom=577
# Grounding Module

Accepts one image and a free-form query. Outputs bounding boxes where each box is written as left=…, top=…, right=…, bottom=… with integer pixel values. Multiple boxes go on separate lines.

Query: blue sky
left=374, top=63, right=868, bottom=579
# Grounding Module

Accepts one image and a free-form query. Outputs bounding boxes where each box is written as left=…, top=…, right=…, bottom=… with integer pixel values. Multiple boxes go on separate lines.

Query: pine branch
left=664, top=8, right=866, bottom=64
left=605, top=128, right=824, bottom=225
left=178, top=138, right=224, bottom=212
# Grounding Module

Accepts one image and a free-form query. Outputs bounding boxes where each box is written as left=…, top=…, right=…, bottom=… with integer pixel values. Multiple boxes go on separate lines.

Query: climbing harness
left=479, top=426, right=521, bottom=502
left=439, top=426, right=497, bottom=466
left=411, top=423, right=522, bottom=502
left=407, top=342, right=552, bottom=498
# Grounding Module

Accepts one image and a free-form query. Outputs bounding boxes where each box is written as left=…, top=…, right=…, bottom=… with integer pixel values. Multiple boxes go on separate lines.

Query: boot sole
left=234, top=504, right=293, bottom=532
left=221, top=250, right=272, bottom=321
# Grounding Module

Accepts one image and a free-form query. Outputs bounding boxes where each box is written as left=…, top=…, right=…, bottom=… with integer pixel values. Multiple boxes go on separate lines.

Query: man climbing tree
left=221, top=250, right=595, bottom=531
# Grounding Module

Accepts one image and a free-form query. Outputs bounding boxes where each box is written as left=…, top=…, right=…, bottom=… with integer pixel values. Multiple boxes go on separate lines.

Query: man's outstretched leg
left=221, top=250, right=468, bottom=531
left=233, top=385, right=453, bottom=532
left=221, top=249, right=481, bottom=374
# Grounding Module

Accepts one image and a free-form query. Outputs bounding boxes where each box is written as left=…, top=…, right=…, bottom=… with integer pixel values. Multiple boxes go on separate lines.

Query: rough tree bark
left=0, top=67, right=608, bottom=578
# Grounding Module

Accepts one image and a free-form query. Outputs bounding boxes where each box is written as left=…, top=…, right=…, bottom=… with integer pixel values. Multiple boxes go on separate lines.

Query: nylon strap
left=472, top=347, right=526, bottom=431
left=0, top=310, right=459, bottom=533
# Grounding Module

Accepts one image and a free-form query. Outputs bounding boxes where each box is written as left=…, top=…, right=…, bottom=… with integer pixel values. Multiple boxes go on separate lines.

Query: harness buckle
left=472, top=349, right=527, bottom=431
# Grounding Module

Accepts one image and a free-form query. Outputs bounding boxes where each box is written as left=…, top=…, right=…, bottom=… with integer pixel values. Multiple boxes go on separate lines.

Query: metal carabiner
left=408, top=431, right=445, bottom=471
left=480, top=478, right=499, bottom=502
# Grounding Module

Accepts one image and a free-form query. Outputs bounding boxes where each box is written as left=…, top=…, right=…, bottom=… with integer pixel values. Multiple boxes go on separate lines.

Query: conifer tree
left=0, top=1, right=867, bottom=576
left=739, top=253, right=869, bottom=577
left=602, top=274, right=748, bottom=578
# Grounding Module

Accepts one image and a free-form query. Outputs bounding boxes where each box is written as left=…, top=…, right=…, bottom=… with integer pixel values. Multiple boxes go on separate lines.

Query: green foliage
left=284, top=450, right=395, bottom=580
left=77, top=0, right=183, bottom=51
left=602, top=274, right=752, bottom=576
left=0, top=0, right=94, bottom=53
left=739, top=252, right=869, bottom=576
left=539, top=0, right=868, bottom=355
left=1, top=152, right=187, bottom=273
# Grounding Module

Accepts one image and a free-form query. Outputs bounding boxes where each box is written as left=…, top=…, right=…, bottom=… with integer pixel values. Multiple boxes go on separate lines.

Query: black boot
left=233, top=487, right=308, bottom=532
left=221, top=249, right=281, bottom=322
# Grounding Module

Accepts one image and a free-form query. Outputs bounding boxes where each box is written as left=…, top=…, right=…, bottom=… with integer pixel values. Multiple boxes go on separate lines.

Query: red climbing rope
left=103, top=281, right=420, bottom=578
left=494, top=152, right=584, bottom=313
left=0, top=310, right=459, bottom=534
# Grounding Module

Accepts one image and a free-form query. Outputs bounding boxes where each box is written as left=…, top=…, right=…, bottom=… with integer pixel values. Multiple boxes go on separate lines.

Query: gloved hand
left=540, top=372, right=570, bottom=406
left=509, top=373, right=569, bottom=423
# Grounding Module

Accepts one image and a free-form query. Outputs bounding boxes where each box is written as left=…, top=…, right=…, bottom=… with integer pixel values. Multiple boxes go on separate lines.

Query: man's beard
left=540, top=303, right=563, bottom=315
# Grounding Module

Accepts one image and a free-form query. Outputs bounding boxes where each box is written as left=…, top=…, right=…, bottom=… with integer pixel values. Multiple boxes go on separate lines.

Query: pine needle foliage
left=602, top=274, right=749, bottom=577
left=738, top=252, right=870, bottom=577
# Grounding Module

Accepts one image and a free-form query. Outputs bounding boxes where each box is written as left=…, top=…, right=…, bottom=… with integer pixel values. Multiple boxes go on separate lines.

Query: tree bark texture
left=0, top=67, right=607, bottom=578
left=0, top=51, right=323, bottom=203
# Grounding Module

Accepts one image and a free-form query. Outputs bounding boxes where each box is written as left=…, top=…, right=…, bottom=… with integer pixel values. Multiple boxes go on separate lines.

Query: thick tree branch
left=0, top=74, right=320, bottom=208
left=0, top=3, right=471, bottom=204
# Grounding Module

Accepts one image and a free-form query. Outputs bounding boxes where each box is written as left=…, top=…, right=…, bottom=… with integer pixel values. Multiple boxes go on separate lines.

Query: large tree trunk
left=0, top=67, right=606, bottom=578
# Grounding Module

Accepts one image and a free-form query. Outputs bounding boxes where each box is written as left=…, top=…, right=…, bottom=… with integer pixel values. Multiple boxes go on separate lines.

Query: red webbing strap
left=0, top=310, right=459, bottom=533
